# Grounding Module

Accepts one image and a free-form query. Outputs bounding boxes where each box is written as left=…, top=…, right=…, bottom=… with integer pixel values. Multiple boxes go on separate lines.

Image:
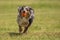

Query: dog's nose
left=23, top=11, right=25, bottom=13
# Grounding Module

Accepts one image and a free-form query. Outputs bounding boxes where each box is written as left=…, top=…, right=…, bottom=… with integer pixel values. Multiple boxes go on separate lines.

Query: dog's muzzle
left=21, top=11, right=30, bottom=18
left=21, top=11, right=27, bottom=17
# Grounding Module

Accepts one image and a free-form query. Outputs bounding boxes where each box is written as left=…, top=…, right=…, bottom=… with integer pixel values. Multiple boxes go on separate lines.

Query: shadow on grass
left=9, top=32, right=22, bottom=37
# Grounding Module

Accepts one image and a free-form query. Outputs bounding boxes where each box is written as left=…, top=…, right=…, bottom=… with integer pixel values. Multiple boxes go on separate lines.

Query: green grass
left=0, top=0, right=60, bottom=40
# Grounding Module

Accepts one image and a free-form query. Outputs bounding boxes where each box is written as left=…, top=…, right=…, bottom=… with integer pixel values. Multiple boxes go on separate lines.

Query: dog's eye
left=26, top=8, right=29, bottom=11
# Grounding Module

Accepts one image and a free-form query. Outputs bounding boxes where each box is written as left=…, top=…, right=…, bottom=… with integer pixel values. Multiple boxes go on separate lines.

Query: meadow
left=0, top=0, right=60, bottom=40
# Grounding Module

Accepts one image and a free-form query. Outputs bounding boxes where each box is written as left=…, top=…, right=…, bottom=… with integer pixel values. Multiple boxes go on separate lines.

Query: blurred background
left=0, top=0, right=60, bottom=40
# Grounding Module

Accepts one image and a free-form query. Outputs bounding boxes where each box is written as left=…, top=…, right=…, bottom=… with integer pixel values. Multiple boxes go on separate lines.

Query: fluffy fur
left=17, top=6, right=34, bottom=33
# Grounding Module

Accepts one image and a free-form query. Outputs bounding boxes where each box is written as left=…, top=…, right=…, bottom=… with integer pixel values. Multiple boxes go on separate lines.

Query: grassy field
left=0, top=0, right=60, bottom=40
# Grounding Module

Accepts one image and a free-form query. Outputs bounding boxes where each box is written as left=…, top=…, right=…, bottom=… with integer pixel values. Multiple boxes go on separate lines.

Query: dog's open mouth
left=21, top=12, right=27, bottom=17
left=21, top=11, right=30, bottom=18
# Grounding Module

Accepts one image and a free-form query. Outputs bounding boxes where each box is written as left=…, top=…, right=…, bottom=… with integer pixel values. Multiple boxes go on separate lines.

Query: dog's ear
left=29, top=7, right=34, bottom=19
left=18, top=6, right=25, bottom=13
left=29, top=7, right=34, bottom=14
left=18, top=6, right=22, bottom=13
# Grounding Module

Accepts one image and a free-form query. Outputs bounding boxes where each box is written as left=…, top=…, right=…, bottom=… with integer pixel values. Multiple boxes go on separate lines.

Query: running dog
left=17, top=6, right=34, bottom=33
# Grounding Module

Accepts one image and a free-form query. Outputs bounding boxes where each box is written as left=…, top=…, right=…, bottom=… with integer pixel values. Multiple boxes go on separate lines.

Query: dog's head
left=18, top=6, right=34, bottom=18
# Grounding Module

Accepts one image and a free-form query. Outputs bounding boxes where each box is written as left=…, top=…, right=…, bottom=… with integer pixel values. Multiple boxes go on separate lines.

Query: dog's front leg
left=19, top=25, right=22, bottom=33
left=23, top=26, right=29, bottom=33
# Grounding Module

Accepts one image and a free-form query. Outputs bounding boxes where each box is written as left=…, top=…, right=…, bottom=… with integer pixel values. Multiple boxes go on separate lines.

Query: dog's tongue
left=22, top=13, right=27, bottom=17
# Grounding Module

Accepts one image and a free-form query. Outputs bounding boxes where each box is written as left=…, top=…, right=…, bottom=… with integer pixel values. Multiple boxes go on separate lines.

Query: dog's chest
left=18, top=17, right=29, bottom=27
